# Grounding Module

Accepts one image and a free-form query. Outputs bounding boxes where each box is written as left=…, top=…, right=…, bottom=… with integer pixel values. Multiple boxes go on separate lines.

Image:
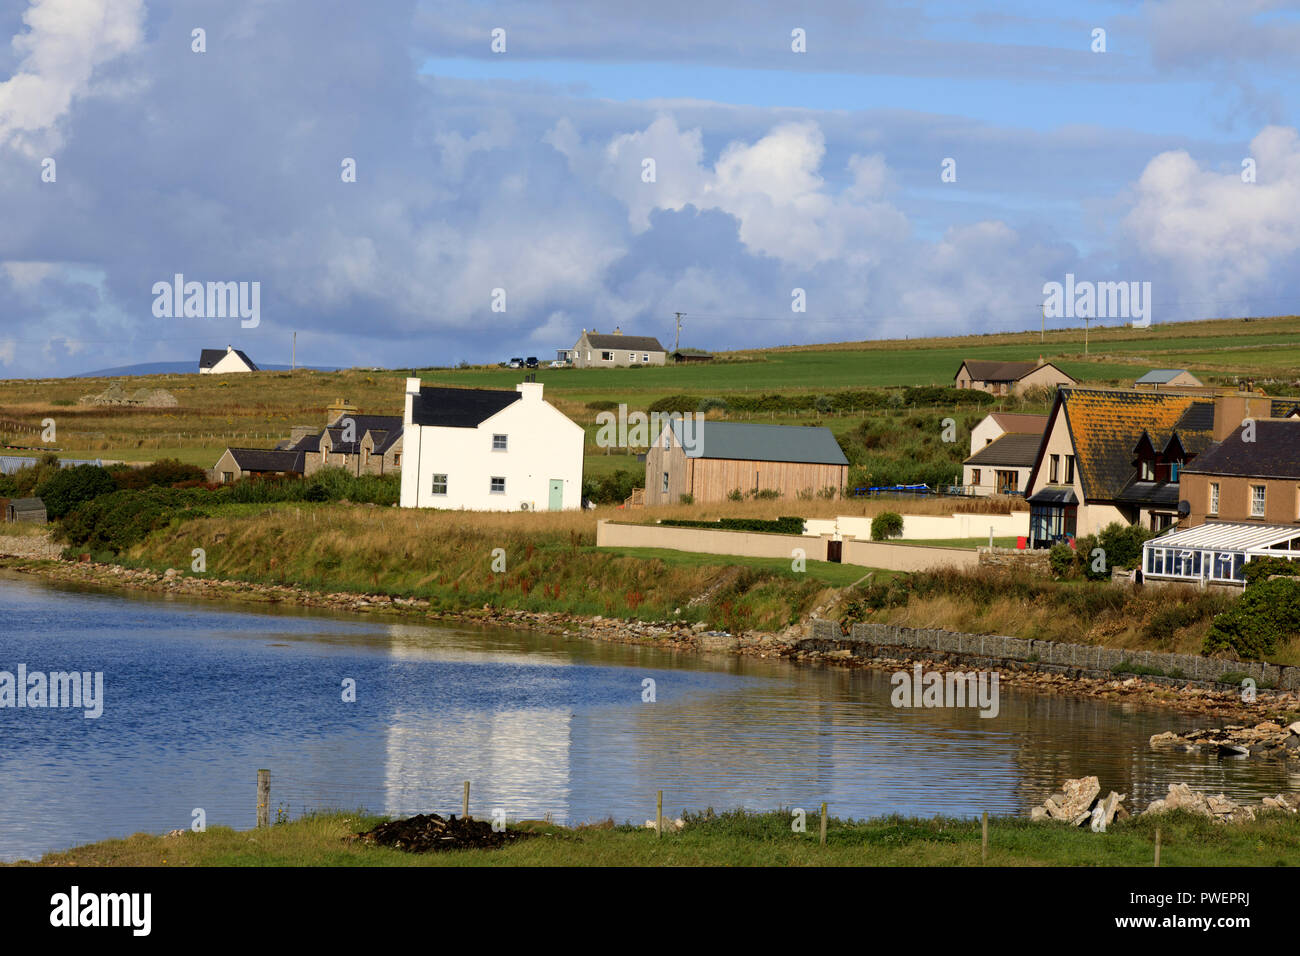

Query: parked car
left=508, top=357, right=524, bottom=369
left=549, top=359, right=567, bottom=368
left=525, top=356, right=539, bottom=368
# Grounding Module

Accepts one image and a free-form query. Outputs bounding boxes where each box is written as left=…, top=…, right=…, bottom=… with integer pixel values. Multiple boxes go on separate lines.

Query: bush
left=581, top=469, right=643, bottom=504
left=35, top=464, right=118, bottom=519
left=727, top=489, right=743, bottom=502
left=870, top=511, right=904, bottom=541
left=1048, top=542, right=1076, bottom=577
left=1204, top=576, right=1300, bottom=659
left=585, top=399, right=620, bottom=412
left=661, top=516, right=805, bottom=535
left=111, top=458, right=208, bottom=491
left=647, top=395, right=703, bottom=415
left=697, top=397, right=728, bottom=415
left=678, top=493, right=694, bottom=505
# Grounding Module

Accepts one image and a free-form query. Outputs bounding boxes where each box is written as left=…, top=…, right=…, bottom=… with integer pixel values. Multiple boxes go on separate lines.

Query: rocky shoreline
left=1030, top=775, right=1300, bottom=827
left=3, top=554, right=1296, bottom=723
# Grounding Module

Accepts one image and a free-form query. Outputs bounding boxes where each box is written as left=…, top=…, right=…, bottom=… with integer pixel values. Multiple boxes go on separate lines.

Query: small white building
left=399, top=378, right=584, bottom=511
left=199, top=346, right=258, bottom=374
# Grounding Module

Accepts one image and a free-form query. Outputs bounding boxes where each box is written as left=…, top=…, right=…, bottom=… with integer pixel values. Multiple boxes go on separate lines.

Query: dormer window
left=1140, top=460, right=1154, bottom=481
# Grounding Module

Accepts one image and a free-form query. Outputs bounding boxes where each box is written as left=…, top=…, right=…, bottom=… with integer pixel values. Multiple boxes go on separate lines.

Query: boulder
left=1059, top=776, right=1101, bottom=819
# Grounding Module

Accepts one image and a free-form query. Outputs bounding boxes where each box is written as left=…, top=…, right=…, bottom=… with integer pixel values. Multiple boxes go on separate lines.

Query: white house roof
left=1145, top=522, right=1300, bottom=553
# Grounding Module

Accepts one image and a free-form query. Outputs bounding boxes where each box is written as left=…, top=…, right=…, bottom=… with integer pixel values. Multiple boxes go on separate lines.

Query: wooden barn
left=644, top=421, right=848, bottom=505
left=2, top=497, right=47, bottom=523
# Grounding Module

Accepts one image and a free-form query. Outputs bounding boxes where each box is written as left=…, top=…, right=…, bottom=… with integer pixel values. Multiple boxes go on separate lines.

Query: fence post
left=819, top=802, right=828, bottom=846
left=256, top=769, right=270, bottom=828
left=981, top=811, right=988, bottom=863
left=1154, top=827, right=1161, bottom=867
left=463, top=780, right=470, bottom=820
left=656, top=790, right=663, bottom=839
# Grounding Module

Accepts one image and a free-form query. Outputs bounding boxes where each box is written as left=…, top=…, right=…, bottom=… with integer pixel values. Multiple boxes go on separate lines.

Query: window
left=431, top=474, right=448, bottom=496
left=1251, top=484, right=1266, bottom=517
left=971, top=469, right=981, bottom=487
left=1049, top=455, right=1059, bottom=483
left=996, top=470, right=1018, bottom=494
left=1209, top=482, right=1219, bottom=515
left=222, top=471, right=233, bottom=483
left=1065, top=455, right=1075, bottom=484
left=662, top=472, right=669, bottom=494
left=492, top=433, right=508, bottom=451
left=393, top=453, right=400, bottom=467
left=490, top=476, right=505, bottom=494
left=1170, top=461, right=1181, bottom=482
left=663, top=432, right=670, bottom=450
left=601, top=351, right=613, bottom=361
left=1140, top=459, right=1155, bottom=481
left=642, top=353, right=649, bottom=362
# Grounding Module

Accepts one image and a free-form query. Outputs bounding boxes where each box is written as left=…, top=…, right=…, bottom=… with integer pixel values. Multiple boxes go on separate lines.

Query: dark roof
left=987, top=412, right=1048, bottom=434
left=669, top=421, right=848, bottom=466
left=1182, top=421, right=1300, bottom=480
left=1048, top=388, right=1216, bottom=501
left=584, top=333, right=666, bottom=352
left=199, top=348, right=258, bottom=371
left=958, top=360, right=1039, bottom=383
left=1114, top=481, right=1180, bottom=508
left=1028, top=487, right=1078, bottom=505
left=323, top=415, right=403, bottom=453
left=225, top=448, right=305, bottom=473
left=8, top=497, right=45, bottom=511
left=964, top=432, right=1042, bottom=467
left=410, top=386, right=520, bottom=428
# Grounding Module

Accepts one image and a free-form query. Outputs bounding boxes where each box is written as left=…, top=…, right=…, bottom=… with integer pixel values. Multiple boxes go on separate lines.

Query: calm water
left=1, top=571, right=1296, bottom=861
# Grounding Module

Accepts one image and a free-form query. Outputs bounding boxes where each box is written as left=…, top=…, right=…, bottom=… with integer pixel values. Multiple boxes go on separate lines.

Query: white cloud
left=1123, top=125, right=1300, bottom=308
left=0, top=0, right=145, bottom=154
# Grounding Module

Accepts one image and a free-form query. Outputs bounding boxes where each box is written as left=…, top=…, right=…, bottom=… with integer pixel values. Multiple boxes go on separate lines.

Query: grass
left=19, top=807, right=1300, bottom=867
left=596, top=546, right=898, bottom=587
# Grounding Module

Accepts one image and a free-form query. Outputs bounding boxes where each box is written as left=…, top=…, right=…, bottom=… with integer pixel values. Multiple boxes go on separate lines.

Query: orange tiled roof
left=1059, top=387, right=1215, bottom=500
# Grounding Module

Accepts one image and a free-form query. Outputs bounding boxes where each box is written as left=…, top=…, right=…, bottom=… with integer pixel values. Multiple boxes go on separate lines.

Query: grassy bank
left=116, top=503, right=835, bottom=631
left=21, top=808, right=1300, bottom=867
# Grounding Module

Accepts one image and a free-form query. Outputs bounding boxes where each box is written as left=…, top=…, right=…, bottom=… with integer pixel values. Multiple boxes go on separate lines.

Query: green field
left=21, top=808, right=1300, bottom=867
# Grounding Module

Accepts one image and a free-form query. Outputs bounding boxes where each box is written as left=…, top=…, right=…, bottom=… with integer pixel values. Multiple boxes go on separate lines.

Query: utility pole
left=673, top=312, right=685, bottom=354
left=1085, top=316, right=1089, bottom=356
left=1040, top=303, right=1045, bottom=344
left=292, top=331, right=296, bottom=370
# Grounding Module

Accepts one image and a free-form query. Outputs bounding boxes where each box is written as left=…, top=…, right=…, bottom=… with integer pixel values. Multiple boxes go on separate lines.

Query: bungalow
left=1135, top=369, right=1204, bottom=390
left=199, top=346, right=258, bottom=374
left=953, top=359, right=1076, bottom=396
left=571, top=328, right=667, bottom=368
left=1023, top=387, right=1220, bottom=545
left=399, top=378, right=584, bottom=511
left=962, top=413, right=1047, bottom=496
left=644, top=421, right=848, bottom=506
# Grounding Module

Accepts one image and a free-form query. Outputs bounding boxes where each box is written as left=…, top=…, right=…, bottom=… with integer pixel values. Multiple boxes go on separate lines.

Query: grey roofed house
left=963, top=432, right=1042, bottom=468
left=224, top=447, right=306, bottom=474
left=668, top=420, right=849, bottom=465
left=584, top=333, right=666, bottom=353
left=1135, top=369, right=1188, bottom=384
left=409, top=386, right=521, bottom=428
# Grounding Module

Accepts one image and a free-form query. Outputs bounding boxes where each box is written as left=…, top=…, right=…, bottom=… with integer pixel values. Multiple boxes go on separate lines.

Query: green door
left=548, top=479, right=564, bottom=511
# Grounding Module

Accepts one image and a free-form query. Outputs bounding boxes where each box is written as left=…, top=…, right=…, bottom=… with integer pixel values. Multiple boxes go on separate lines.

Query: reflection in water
left=0, top=571, right=1295, bottom=861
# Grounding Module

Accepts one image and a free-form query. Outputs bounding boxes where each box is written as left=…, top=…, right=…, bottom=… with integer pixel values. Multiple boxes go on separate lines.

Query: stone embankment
left=1031, top=776, right=1300, bottom=826
left=0, top=535, right=63, bottom=560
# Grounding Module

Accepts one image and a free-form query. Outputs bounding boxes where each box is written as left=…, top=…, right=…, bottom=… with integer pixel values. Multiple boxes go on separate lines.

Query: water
left=1, top=571, right=1295, bottom=861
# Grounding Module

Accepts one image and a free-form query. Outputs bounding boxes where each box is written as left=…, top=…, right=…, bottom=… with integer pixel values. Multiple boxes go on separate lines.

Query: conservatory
left=1141, top=522, right=1300, bottom=586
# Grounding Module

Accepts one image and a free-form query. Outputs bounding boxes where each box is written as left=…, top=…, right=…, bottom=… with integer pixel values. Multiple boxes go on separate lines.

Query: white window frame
left=490, top=476, right=506, bottom=495
left=601, top=350, right=613, bottom=362
left=1251, top=484, right=1266, bottom=517
left=431, top=473, right=448, bottom=496
left=1208, top=482, right=1219, bottom=515
left=492, top=433, right=508, bottom=451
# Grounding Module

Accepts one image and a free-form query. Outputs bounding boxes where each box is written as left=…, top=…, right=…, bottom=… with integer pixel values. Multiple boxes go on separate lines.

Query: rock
left=1043, top=797, right=1070, bottom=821
left=1030, top=806, right=1049, bottom=822
left=1070, top=811, right=1092, bottom=827
left=1218, top=743, right=1250, bottom=757
left=1089, top=803, right=1106, bottom=832
left=1100, top=791, right=1126, bottom=827
left=1059, top=776, right=1101, bottom=819
left=1149, top=731, right=1181, bottom=749
left=1288, top=721, right=1300, bottom=735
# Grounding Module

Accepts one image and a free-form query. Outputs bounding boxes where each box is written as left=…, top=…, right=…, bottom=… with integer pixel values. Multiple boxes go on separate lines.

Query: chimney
left=326, top=397, right=358, bottom=426
left=1213, top=391, right=1272, bottom=442
left=614, top=326, right=622, bottom=335
left=516, top=381, right=544, bottom=403
left=404, top=378, right=421, bottom=424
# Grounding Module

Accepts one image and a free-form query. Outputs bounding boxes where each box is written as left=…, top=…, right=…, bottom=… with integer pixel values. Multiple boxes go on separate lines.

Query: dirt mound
left=355, top=813, right=533, bottom=853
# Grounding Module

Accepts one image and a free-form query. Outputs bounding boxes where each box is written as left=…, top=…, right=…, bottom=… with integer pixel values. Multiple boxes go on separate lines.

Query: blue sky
left=1, top=0, right=1299, bottom=376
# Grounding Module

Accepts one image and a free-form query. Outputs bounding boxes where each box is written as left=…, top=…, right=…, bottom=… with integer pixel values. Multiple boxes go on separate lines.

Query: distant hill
left=73, top=361, right=340, bottom=377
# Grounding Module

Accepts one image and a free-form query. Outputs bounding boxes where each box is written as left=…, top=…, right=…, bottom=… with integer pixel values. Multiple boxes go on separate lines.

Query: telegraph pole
left=673, top=313, right=685, bottom=354
left=292, top=331, right=296, bottom=370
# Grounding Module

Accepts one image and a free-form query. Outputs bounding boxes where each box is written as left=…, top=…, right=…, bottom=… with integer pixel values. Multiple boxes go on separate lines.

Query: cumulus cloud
left=0, top=0, right=144, bottom=154
left=1123, top=125, right=1300, bottom=311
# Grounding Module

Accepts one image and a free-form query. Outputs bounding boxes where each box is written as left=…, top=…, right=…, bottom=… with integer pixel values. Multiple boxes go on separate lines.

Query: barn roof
left=669, top=421, right=848, bottom=465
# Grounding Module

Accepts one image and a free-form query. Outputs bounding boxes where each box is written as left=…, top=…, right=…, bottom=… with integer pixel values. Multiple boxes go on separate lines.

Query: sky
left=1, top=0, right=1299, bottom=377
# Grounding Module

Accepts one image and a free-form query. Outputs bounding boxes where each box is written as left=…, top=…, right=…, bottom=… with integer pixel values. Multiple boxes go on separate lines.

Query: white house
left=399, top=378, right=584, bottom=511
left=199, top=346, right=258, bottom=374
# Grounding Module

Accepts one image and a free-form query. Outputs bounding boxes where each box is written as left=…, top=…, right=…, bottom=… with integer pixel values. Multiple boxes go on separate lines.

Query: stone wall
left=977, top=547, right=1051, bottom=573
left=805, top=619, right=1300, bottom=692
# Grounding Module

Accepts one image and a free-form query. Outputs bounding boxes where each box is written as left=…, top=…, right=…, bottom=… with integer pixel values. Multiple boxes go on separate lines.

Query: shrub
left=35, top=464, right=118, bottom=519
left=871, top=511, right=904, bottom=541
left=1048, top=542, right=1076, bottom=578
left=678, top=493, right=694, bottom=505
left=697, top=397, right=728, bottom=415
left=581, top=469, right=643, bottom=504
left=111, top=458, right=208, bottom=491
left=727, top=489, right=743, bottom=502
left=661, top=516, right=805, bottom=535
left=752, top=488, right=781, bottom=500
left=585, top=399, right=620, bottom=412
left=647, top=395, right=703, bottom=415
left=1204, top=576, right=1300, bottom=659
